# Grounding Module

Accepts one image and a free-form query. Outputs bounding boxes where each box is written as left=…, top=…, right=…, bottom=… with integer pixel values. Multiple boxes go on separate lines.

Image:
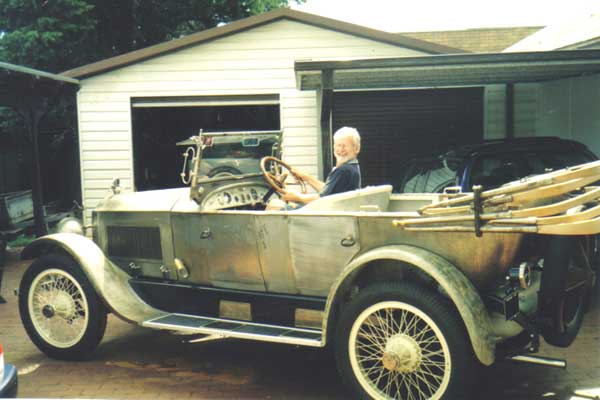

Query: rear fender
left=324, top=245, right=496, bottom=365
left=21, top=233, right=164, bottom=323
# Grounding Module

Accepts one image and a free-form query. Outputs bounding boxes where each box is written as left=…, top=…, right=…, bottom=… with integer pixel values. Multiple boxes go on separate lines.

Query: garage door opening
left=333, top=88, right=483, bottom=188
left=131, top=97, right=280, bottom=190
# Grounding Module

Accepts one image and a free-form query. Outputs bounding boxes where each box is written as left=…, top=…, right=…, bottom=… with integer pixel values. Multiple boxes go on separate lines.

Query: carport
left=0, top=62, right=79, bottom=237
left=0, top=62, right=79, bottom=302
left=295, top=49, right=600, bottom=185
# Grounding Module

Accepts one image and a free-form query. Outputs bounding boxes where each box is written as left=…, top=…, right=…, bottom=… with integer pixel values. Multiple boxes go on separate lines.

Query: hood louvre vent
left=107, top=226, right=162, bottom=260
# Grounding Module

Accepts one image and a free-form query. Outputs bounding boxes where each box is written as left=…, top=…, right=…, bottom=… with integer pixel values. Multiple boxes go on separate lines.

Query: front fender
left=22, top=233, right=165, bottom=324
left=323, top=245, right=496, bottom=366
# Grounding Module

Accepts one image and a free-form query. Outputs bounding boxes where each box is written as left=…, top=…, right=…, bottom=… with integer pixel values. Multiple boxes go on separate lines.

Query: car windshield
left=202, top=137, right=278, bottom=160
left=178, top=131, right=281, bottom=181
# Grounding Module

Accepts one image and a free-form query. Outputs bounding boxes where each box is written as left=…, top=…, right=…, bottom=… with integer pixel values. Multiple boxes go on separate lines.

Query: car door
left=285, top=214, right=361, bottom=297
left=171, top=210, right=266, bottom=292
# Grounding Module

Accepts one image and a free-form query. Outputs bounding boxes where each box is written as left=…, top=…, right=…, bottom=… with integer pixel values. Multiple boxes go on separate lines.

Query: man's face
left=334, top=135, right=359, bottom=165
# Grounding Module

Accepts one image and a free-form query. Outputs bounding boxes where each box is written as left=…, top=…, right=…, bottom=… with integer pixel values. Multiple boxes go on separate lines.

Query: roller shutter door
left=332, top=88, right=483, bottom=187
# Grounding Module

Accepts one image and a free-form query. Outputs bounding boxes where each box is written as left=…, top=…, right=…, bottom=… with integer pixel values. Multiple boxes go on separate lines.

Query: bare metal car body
left=18, top=131, right=599, bottom=400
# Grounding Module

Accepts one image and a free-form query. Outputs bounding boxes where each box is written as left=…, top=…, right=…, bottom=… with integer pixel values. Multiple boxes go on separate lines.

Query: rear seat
left=298, top=185, right=392, bottom=212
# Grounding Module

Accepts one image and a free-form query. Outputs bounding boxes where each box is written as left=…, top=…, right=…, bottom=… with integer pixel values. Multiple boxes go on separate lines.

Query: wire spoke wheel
left=28, top=268, right=90, bottom=348
left=349, top=301, right=451, bottom=400
left=336, top=283, right=472, bottom=400
left=20, top=254, right=107, bottom=360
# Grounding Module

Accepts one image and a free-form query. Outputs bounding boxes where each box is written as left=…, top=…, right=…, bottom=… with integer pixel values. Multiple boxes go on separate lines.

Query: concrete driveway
left=1, top=248, right=599, bottom=399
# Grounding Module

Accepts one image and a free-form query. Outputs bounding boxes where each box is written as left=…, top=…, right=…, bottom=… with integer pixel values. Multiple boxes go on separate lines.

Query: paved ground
left=1, top=248, right=599, bottom=399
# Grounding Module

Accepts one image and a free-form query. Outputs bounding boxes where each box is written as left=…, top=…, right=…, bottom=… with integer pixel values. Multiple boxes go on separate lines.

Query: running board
left=143, top=313, right=323, bottom=347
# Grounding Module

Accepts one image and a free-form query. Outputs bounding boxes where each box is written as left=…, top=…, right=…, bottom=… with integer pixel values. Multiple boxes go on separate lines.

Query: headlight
left=508, top=262, right=533, bottom=289
left=56, top=217, right=84, bottom=235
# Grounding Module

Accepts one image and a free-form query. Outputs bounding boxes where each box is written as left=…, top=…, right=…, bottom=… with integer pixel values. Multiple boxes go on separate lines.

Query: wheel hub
left=51, top=291, right=77, bottom=319
left=42, top=304, right=55, bottom=318
left=382, top=334, right=422, bottom=373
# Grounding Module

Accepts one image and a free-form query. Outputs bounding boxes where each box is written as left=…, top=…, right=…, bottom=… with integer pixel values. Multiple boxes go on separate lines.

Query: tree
left=88, top=0, right=297, bottom=63
left=0, top=0, right=96, bottom=72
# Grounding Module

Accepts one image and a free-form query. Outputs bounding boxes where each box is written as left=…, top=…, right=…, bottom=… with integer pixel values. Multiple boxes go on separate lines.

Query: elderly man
left=280, top=126, right=362, bottom=205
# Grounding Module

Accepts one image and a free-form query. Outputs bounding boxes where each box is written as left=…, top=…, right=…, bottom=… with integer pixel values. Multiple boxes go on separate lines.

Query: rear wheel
left=540, top=237, right=587, bottom=347
left=335, top=282, right=473, bottom=400
left=19, top=254, right=107, bottom=360
left=541, top=258, right=586, bottom=347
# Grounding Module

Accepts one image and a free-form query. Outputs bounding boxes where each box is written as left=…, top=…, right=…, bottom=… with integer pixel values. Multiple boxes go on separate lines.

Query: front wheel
left=18, top=254, right=107, bottom=360
left=335, top=282, right=474, bottom=400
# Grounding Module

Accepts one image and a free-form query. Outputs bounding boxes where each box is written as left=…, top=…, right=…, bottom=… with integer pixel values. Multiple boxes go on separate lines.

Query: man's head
left=333, top=127, right=361, bottom=166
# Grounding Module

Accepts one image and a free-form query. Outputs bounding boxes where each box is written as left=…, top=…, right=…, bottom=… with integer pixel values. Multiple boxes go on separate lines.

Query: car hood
left=95, top=187, right=190, bottom=213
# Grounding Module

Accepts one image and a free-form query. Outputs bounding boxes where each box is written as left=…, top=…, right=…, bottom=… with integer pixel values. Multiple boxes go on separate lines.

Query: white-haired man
left=281, top=126, right=361, bottom=205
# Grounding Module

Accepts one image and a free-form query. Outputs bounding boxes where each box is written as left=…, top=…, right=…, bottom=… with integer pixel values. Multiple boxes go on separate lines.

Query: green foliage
left=0, top=0, right=96, bottom=71
left=7, top=233, right=36, bottom=248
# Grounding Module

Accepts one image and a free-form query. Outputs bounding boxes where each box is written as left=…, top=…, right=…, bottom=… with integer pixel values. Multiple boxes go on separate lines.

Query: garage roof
left=62, top=8, right=463, bottom=79
left=295, top=49, right=600, bottom=90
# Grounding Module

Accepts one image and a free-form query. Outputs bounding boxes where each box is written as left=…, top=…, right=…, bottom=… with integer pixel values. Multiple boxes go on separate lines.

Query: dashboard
left=201, top=182, right=271, bottom=211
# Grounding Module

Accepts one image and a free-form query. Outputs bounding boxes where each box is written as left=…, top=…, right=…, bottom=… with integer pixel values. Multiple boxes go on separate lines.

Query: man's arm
left=281, top=190, right=320, bottom=204
left=292, top=168, right=325, bottom=192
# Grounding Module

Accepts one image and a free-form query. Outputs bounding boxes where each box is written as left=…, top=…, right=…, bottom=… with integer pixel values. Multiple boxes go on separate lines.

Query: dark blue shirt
left=319, top=159, right=361, bottom=197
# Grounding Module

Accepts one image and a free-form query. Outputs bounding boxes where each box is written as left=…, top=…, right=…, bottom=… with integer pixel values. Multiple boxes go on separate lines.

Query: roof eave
left=0, top=61, right=79, bottom=85
left=295, top=49, right=600, bottom=90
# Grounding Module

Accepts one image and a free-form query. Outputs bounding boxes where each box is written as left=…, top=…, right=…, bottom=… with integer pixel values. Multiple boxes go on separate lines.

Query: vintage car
left=17, top=130, right=600, bottom=400
left=397, top=136, right=598, bottom=194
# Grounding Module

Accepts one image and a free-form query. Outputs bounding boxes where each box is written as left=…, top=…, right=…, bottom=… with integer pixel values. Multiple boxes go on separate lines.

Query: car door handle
left=341, top=235, right=356, bottom=247
left=201, top=228, right=212, bottom=239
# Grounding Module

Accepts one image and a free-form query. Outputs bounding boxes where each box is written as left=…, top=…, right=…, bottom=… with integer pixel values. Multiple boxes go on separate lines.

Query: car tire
left=19, top=254, right=107, bottom=360
left=334, top=282, right=474, bottom=400
left=540, top=237, right=587, bottom=348
left=541, top=266, right=586, bottom=347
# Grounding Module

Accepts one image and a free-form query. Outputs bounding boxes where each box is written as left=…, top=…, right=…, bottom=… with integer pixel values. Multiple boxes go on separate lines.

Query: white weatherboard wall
left=483, top=84, right=541, bottom=139
left=535, top=74, right=600, bottom=155
left=77, top=19, right=429, bottom=220
left=483, top=76, right=600, bottom=158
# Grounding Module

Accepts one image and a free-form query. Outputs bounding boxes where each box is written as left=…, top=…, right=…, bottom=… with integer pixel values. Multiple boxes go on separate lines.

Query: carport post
left=506, top=83, right=514, bottom=139
left=25, top=102, right=48, bottom=237
left=320, top=69, right=334, bottom=177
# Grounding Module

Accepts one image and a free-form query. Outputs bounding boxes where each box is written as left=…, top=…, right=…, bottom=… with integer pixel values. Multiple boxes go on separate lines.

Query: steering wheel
left=260, top=156, right=307, bottom=194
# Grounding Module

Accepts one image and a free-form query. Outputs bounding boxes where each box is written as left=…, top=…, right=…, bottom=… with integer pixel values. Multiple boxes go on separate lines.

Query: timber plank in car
left=143, top=313, right=322, bottom=347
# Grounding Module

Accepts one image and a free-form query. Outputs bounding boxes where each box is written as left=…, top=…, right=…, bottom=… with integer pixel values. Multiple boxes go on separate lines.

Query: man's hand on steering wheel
left=281, top=189, right=302, bottom=203
left=260, top=156, right=308, bottom=194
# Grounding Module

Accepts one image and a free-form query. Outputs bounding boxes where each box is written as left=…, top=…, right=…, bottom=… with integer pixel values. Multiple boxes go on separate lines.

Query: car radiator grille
left=107, top=226, right=162, bottom=260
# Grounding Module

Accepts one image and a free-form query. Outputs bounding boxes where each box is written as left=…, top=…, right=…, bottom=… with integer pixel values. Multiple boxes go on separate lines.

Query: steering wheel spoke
left=260, top=156, right=307, bottom=194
